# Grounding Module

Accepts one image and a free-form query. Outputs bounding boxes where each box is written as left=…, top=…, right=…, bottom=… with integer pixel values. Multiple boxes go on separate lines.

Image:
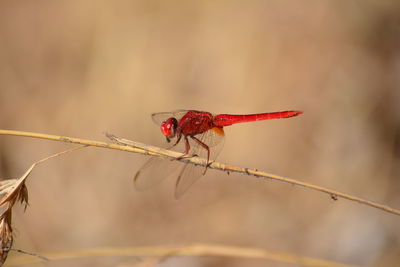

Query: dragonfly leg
left=164, top=133, right=183, bottom=150
left=172, top=133, right=182, bottom=147
left=176, top=136, right=191, bottom=159
left=190, top=135, right=210, bottom=175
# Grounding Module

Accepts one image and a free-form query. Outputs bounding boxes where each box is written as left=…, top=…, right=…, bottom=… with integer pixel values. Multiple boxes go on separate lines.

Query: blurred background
left=1, top=0, right=400, bottom=266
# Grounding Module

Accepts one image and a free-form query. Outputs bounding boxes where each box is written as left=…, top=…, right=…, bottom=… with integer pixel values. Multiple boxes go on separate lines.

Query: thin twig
left=9, top=249, right=48, bottom=262
left=0, top=129, right=399, bottom=216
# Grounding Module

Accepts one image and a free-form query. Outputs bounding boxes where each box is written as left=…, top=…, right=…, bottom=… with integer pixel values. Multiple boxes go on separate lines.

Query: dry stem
left=7, top=243, right=360, bottom=267
left=0, top=129, right=399, bottom=216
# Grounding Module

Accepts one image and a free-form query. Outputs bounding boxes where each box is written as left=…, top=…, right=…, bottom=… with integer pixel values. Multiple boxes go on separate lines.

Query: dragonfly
left=134, top=109, right=303, bottom=198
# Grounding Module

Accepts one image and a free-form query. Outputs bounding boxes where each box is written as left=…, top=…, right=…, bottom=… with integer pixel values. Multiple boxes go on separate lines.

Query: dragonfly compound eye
left=160, top=117, right=178, bottom=138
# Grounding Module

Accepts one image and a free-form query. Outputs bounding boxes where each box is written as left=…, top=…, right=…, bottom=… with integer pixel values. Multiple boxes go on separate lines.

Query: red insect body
left=177, top=111, right=214, bottom=136
left=135, top=109, right=303, bottom=198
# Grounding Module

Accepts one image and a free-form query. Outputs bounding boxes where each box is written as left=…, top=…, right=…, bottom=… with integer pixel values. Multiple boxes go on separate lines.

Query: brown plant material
left=0, top=146, right=85, bottom=266
left=0, top=175, right=29, bottom=266
left=0, top=207, right=13, bottom=265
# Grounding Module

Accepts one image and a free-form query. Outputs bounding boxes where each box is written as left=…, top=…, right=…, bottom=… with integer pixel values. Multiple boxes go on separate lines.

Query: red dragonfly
left=134, top=109, right=303, bottom=198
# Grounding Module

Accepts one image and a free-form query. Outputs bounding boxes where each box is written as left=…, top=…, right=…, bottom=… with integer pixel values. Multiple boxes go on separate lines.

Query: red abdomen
left=212, top=111, right=303, bottom=127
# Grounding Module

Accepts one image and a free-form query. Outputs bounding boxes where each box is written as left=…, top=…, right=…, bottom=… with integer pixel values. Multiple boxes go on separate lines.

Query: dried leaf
left=18, top=183, right=29, bottom=211
left=0, top=145, right=85, bottom=266
left=0, top=165, right=34, bottom=207
left=0, top=208, right=13, bottom=266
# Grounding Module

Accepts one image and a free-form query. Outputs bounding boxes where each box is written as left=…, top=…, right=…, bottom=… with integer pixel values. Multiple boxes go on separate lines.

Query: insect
left=134, top=109, right=303, bottom=198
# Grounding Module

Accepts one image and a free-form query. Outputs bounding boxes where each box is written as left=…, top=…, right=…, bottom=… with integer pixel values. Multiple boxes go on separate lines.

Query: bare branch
left=0, top=129, right=399, bottom=216
left=7, top=243, right=360, bottom=267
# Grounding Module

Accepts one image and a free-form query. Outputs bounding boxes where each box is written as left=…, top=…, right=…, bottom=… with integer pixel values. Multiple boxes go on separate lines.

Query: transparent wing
left=134, top=121, right=225, bottom=198
left=134, top=110, right=190, bottom=193
left=202, top=127, right=225, bottom=148
left=133, top=141, right=186, bottom=191
left=151, top=110, right=189, bottom=125
left=134, top=157, right=186, bottom=191
left=174, top=127, right=225, bottom=199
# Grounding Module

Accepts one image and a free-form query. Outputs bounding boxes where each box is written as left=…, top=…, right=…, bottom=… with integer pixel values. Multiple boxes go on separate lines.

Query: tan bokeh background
left=1, top=1, right=400, bottom=266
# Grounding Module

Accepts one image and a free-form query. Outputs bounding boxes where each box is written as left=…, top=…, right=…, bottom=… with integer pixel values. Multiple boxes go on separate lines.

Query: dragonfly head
left=160, top=117, right=178, bottom=142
